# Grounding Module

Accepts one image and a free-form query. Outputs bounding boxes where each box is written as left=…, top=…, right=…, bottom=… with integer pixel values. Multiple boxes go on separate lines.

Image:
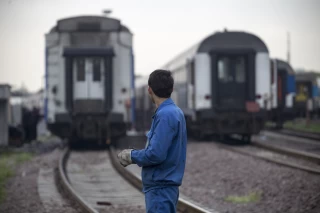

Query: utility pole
left=287, top=31, right=291, bottom=64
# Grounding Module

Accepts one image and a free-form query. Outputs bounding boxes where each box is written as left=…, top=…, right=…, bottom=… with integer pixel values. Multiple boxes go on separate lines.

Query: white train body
left=136, top=31, right=271, bottom=140
left=45, top=16, right=134, bottom=143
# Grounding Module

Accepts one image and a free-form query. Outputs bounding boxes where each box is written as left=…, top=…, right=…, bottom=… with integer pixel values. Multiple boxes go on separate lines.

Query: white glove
left=117, top=149, right=133, bottom=167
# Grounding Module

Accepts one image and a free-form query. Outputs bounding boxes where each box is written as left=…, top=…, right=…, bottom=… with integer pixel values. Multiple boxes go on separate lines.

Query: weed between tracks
left=0, top=152, right=33, bottom=203
left=266, top=120, right=320, bottom=134
left=225, top=192, right=261, bottom=204
left=284, top=121, right=320, bottom=134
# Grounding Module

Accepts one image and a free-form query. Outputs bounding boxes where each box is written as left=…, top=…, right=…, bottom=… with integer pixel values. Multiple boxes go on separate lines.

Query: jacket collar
left=152, top=98, right=174, bottom=118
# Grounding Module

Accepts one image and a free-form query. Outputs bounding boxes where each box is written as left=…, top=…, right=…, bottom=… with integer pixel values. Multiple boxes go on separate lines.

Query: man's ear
left=148, top=86, right=153, bottom=95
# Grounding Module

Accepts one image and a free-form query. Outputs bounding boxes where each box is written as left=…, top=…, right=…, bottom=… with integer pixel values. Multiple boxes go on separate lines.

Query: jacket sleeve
left=131, top=118, right=175, bottom=167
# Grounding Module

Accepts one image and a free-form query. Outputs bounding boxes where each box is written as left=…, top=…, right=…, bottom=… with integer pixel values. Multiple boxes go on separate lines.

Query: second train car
left=268, top=58, right=296, bottom=128
left=135, top=30, right=271, bottom=142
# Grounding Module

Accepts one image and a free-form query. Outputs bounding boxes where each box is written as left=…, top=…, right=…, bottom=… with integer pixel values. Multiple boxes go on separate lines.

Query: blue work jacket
left=131, top=98, right=187, bottom=193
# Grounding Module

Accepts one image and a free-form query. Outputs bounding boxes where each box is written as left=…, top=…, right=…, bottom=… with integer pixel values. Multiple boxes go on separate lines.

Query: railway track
left=58, top=147, right=215, bottom=213
left=255, top=131, right=320, bottom=162
left=266, top=127, right=320, bottom=141
left=58, top=149, right=98, bottom=213
left=217, top=134, right=320, bottom=175
left=278, top=128, right=320, bottom=141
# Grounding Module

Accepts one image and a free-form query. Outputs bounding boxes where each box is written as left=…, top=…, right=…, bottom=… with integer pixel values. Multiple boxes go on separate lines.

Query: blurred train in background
left=134, top=31, right=320, bottom=142
left=268, top=59, right=296, bottom=128
left=136, top=30, right=271, bottom=142
left=294, top=72, right=320, bottom=118
left=5, top=15, right=320, bottom=146
left=44, top=15, right=134, bottom=147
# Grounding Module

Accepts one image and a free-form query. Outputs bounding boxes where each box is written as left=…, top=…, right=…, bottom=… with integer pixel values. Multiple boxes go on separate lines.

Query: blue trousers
left=145, top=187, right=179, bottom=213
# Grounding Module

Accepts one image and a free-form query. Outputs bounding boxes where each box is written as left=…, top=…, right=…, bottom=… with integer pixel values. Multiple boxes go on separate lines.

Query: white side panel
left=271, top=59, right=277, bottom=109
left=56, top=33, right=70, bottom=114
left=195, top=53, right=211, bottom=110
left=46, top=33, right=59, bottom=123
left=187, top=84, right=194, bottom=109
left=46, top=32, right=70, bottom=123
left=255, top=53, right=271, bottom=110
left=286, top=93, right=295, bottom=108
left=110, top=32, right=133, bottom=122
left=119, top=31, right=133, bottom=47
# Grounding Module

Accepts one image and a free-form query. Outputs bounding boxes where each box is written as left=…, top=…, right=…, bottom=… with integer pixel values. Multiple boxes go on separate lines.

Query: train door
left=216, top=55, right=247, bottom=110
left=73, top=57, right=104, bottom=100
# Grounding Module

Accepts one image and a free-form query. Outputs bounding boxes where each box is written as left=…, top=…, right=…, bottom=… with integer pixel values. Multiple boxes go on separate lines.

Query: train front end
left=193, top=31, right=271, bottom=140
left=45, top=16, right=133, bottom=146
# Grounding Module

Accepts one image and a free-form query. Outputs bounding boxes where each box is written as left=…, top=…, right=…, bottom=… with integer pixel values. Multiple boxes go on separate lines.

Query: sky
left=0, top=0, right=319, bottom=92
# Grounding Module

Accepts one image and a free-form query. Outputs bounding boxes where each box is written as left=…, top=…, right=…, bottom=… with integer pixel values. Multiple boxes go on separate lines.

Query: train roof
left=274, top=59, right=295, bottom=75
left=49, top=16, right=131, bottom=33
left=198, top=31, right=268, bottom=53
left=162, top=30, right=268, bottom=70
left=295, top=72, right=319, bottom=84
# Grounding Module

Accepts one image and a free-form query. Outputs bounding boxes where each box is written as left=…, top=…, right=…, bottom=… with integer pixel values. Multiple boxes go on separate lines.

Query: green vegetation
left=0, top=152, right=33, bottom=202
left=225, top=192, right=261, bottom=204
left=266, top=120, right=320, bottom=134
left=284, top=121, right=320, bottom=134
left=265, top=122, right=275, bottom=128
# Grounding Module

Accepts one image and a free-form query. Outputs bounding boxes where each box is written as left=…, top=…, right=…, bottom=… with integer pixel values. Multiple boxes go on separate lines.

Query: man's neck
left=155, top=97, right=168, bottom=108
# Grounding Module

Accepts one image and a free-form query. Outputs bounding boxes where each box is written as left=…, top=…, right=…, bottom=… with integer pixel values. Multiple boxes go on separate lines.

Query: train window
left=76, top=58, right=85, bottom=81
left=218, top=57, right=232, bottom=82
left=93, top=58, right=101, bottom=81
left=235, top=57, right=245, bottom=83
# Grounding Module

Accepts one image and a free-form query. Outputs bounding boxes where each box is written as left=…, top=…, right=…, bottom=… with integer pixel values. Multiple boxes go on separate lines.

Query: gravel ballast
left=125, top=140, right=320, bottom=213
left=180, top=141, right=320, bottom=213
left=0, top=139, right=80, bottom=213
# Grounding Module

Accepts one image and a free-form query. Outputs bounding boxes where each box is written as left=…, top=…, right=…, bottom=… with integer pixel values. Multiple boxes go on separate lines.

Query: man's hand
left=117, top=149, right=133, bottom=167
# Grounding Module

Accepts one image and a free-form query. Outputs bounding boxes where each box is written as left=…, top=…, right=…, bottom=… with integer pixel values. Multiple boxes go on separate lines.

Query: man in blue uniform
left=117, top=69, right=187, bottom=213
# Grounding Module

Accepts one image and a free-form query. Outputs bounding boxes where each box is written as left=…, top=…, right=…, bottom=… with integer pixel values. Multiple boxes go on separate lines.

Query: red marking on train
left=246, top=102, right=260, bottom=112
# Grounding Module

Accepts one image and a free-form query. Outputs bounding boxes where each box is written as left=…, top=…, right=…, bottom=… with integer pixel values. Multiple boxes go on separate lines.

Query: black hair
left=148, top=69, right=174, bottom=98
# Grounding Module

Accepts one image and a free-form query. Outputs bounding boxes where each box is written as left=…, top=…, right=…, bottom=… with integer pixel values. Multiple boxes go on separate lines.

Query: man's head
left=148, top=69, right=174, bottom=103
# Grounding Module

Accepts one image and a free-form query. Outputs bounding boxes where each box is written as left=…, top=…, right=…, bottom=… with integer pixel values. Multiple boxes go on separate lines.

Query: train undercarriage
left=187, top=111, right=265, bottom=143
left=47, top=112, right=127, bottom=147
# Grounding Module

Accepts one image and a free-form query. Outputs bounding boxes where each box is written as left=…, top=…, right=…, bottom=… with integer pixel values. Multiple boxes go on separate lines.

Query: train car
left=294, top=72, right=320, bottom=118
left=135, top=30, right=271, bottom=142
left=134, top=76, right=154, bottom=132
left=45, top=15, right=134, bottom=146
left=268, top=59, right=296, bottom=128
